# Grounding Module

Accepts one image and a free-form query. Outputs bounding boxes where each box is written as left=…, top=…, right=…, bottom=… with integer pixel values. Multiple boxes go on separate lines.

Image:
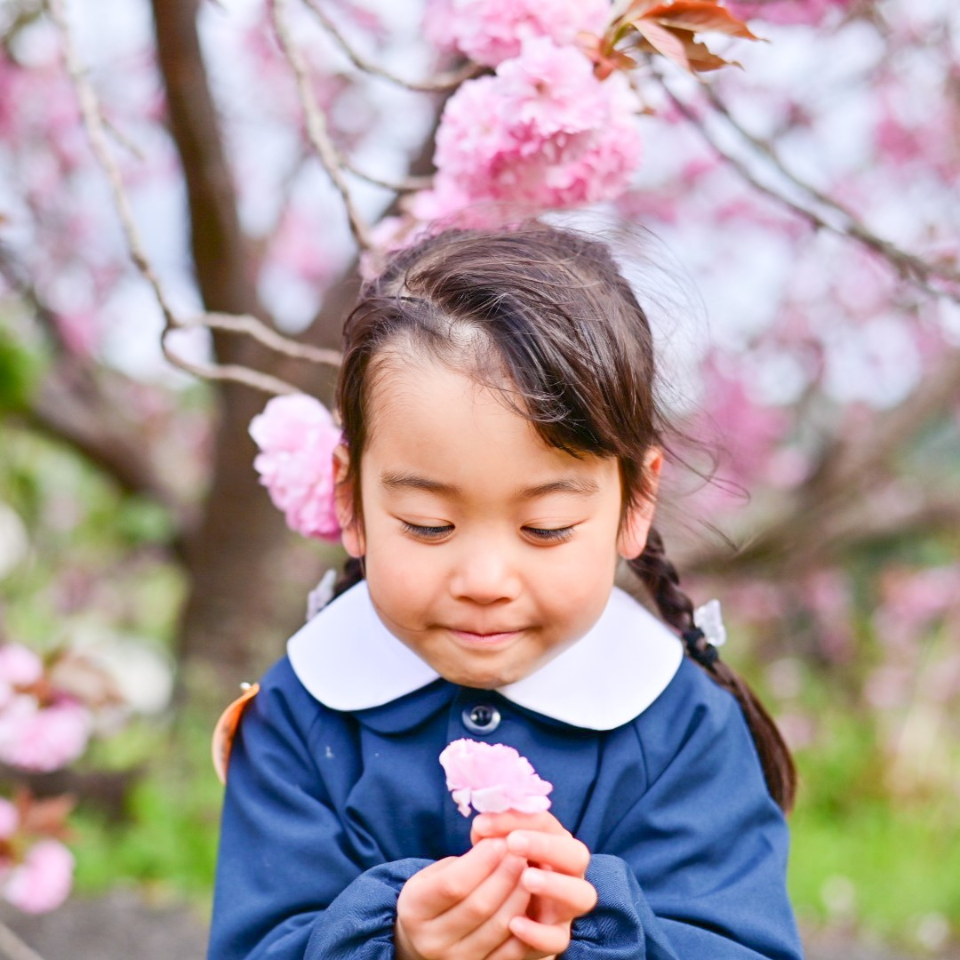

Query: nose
left=448, top=538, right=522, bottom=605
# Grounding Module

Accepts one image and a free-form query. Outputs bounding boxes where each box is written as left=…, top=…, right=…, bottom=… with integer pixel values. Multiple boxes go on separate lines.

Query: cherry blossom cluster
left=0, top=795, right=74, bottom=915
left=249, top=394, right=343, bottom=541
left=440, top=738, right=553, bottom=817
left=0, top=644, right=90, bottom=914
left=0, top=644, right=93, bottom=772
left=0, top=642, right=126, bottom=913
left=413, top=1, right=641, bottom=221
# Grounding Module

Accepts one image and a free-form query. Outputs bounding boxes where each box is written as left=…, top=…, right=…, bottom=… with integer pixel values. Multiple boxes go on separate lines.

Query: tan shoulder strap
left=211, top=682, right=260, bottom=784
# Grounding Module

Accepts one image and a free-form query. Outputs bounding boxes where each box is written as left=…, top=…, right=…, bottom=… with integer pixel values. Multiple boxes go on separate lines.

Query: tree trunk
left=151, top=0, right=329, bottom=695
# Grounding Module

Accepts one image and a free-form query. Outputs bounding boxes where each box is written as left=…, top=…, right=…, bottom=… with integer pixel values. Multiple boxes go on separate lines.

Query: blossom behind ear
left=249, top=394, right=342, bottom=541
left=617, top=447, right=663, bottom=560
left=333, top=444, right=365, bottom=558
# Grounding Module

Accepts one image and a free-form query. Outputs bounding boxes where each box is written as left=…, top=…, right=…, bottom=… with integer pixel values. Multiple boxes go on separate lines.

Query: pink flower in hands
left=249, top=394, right=342, bottom=541
left=2, top=840, right=74, bottom=914
left=440, top=738, right=552, bottom=817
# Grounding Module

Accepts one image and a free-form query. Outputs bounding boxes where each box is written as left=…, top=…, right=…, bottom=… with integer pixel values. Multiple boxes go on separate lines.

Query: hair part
left=332, top=221, right=796, bottom=812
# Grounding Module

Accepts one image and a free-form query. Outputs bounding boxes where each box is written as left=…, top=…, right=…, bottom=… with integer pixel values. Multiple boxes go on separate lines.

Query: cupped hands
left=395, top=811, right=597, bottom=960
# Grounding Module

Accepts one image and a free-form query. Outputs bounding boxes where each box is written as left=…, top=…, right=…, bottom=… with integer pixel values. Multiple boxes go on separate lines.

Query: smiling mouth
left=447, top=628, right=524, bottom=645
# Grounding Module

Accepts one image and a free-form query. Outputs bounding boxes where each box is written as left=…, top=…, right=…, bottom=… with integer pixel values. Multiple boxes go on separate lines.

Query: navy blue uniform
left=209, top=583, right=802, bottom=959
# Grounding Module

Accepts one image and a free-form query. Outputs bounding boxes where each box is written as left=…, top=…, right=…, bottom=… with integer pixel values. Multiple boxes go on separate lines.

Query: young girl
left=208, top=224, right=803, bottom=960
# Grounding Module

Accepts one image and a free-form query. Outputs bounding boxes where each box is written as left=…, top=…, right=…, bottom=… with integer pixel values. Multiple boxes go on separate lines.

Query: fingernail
left=522, top=868, right=543, bottom=892
left=507, top=832, right=529, bottom=855
left=488, top=838, right=506, bottom=856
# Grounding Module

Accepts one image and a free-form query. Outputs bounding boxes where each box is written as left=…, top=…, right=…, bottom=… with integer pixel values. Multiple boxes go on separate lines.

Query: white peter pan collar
left=287, top=581, right=683, bottom=731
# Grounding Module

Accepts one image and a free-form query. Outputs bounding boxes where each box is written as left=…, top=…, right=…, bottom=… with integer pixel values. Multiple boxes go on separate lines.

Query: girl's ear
left=617, top=447, right=663, bottom=560
left=333, top=444, right=365, bottom=558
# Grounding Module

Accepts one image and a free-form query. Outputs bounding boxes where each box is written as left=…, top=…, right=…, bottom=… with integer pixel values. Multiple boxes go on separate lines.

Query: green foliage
left=0, top=426, right=185, bottom=650
left=71, top=714, right=221, bottom=914
left=789, top=744, right=960, bottom=949
left=0, top=322, right=44, bottom=412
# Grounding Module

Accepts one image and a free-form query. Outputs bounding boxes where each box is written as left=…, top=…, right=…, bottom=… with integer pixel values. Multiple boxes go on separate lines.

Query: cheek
left=538, top=532, right=619, bottom=615
left=363, top=526, right=439, bottom=620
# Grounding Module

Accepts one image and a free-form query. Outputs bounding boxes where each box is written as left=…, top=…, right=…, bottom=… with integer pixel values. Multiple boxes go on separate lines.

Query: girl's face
left=335, top=358, right=660, bottom=690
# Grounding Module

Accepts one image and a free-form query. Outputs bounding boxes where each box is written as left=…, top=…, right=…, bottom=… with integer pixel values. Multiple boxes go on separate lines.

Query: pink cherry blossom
left=423, top=0, right=609, bottom=67
left=725, top=0, right=854, bottom=27
left=2, top=840, right=74, bottom=914
left=439, top=738, right=553, bottom=817
left=0, top=644, right=44, bottom=688
left=0, top=696, right=93, bottom=773
left=416, top=38, right=642, bottom=222
left=249, top=394, right=342, bottom=541
left=0, top=798, right=18, bottom=840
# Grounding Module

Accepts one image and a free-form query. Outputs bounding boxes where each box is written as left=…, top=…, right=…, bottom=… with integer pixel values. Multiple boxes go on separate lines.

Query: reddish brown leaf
left=643, top=1, right=760, bottom=39
left=20, top=793, right=76, bottom=839
left=582, top=38, right=640, bottom=80
left=622, top=0, right=661, bottom=20
left=681, top=35, right=737, bottom=71
left=633, top=20, right=693, bottom=71
left=633, top=20, right=739, bottom=73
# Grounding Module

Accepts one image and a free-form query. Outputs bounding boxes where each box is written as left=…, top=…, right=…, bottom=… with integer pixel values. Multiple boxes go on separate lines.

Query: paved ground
left=0, top=893, right=937, bottom=960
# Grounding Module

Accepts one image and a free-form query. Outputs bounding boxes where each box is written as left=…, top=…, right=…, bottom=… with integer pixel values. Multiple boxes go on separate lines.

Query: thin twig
left=342, top=159, right=432, bottom=193
left=195, top=312, right=342, bottom=367
left=46, top=0, right=343, bottom=391
left=700, top=83, right=960, bottom=290
left=161, top=331, right=301, bottom=396
left=301, top=0, right=481, bottom=92
left=0, top=920, right=47, bottom=960
left=657, top=76, right=960, bottom=305
left=103, top=114, right=146, bottom=162
left=269, top=0, right=373, bottom=250
left=46, top=0, right=176, bottom=322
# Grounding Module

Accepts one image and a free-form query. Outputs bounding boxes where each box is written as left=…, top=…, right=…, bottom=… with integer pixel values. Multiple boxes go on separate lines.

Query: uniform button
left=462, top=704, right=501, bottom=735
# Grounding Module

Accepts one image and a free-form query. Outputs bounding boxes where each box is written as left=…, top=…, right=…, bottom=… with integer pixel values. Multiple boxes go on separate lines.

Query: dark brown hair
left=333, top=222, right=796, bottom=812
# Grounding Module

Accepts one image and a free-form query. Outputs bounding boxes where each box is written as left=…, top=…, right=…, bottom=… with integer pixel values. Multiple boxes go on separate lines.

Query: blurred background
left=0, top=0, right=958, bottom=957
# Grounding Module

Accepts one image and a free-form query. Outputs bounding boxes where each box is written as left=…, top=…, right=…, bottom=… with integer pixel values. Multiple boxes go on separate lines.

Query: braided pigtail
left=628, top=528, right=797, bottom=812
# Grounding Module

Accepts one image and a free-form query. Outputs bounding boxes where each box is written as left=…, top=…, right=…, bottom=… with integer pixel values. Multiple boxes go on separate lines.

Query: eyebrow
left=380, top=471, right=600, bottom=501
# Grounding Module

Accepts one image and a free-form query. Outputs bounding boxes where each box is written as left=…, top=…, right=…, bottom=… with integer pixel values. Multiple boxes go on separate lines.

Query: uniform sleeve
left=565, top=673, right=803, bottom=960
left=207, top=665, right=431, bottom=959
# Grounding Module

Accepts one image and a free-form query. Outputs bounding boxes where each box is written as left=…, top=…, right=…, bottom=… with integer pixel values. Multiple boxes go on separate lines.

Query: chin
left=440, top=663, right=515, bottom=690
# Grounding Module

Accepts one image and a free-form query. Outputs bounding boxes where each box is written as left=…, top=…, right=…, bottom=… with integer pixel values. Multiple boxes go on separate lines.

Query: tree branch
left=301, top=0, right=481, bottom=92
left=700, top=84, right=960, bottom=290
left=23, top=364, right=186, bottom=513
left=658, top=75, right=960, bottom=305
left=682, top=477, right=960, bottom=579
left=45, top=0, right=339, bottom=395
left=268, top=0, right=372, bottom=250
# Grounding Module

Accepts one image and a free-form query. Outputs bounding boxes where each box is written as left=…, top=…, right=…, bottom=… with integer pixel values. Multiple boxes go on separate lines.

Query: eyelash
left=400, top=521, right=574, bottom=543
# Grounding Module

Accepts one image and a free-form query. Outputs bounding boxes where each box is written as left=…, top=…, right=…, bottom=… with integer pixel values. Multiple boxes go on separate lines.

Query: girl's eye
left=401, top=521, right=453, bottom=540
left=524, top=526, right=574, bottom=543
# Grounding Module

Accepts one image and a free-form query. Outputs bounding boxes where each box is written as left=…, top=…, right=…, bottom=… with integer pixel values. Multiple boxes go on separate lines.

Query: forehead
left=363, top=356, right=618, bottom=497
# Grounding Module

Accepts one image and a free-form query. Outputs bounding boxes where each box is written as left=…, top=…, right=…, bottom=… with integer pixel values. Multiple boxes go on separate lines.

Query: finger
left=472, top=811, right=565, bottom=845
left=506, top=830, right=591, bottom=878
left=483, top=932, right=553, bottom=960
left=452, top=860, right=531, bottom=957
left=522, top=868, right=598, bottom=922
left=508, top=913, right=572, bottom=957
left=437, top=852, right=527, bottom=932
left=401, top=839, right=506, bottom=921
